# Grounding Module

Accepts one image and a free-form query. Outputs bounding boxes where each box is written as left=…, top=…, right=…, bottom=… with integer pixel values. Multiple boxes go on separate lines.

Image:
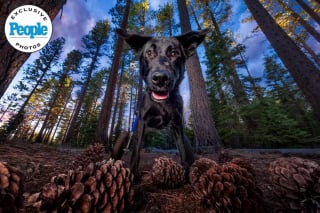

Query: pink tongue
left=152, top=92, right=169, bottom=100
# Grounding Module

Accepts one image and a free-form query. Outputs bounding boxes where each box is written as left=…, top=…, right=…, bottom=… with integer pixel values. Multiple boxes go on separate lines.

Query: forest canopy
left=0, top=0, right=319, bottom=150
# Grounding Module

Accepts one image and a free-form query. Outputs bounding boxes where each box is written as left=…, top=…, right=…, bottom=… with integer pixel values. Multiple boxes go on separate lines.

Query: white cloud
left=234, top=11, right=269, bottom=78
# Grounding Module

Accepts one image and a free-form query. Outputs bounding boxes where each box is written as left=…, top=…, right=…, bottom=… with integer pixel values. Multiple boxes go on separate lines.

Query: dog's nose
left=152, top=72, right=169, bottom=87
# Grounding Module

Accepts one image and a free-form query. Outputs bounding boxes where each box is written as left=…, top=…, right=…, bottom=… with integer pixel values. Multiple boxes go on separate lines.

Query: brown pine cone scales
left=269, top=157, right=320, bottom=212
left=189, top=157, right=218, bottom=184
left=0, top=162, right=25, bottom=213
left=191, top=158, right=262, bottom=213
left=25, top=159, right=134, bottom=212
left=230, top=158, right=255, bottom=177
left=73, top=143, right=106, bottom=169
left=151, top=156, right=185, bottom=189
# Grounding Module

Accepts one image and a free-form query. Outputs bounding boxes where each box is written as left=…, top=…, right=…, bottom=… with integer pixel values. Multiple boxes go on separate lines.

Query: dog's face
left=117, top=29, right=209, bottom=102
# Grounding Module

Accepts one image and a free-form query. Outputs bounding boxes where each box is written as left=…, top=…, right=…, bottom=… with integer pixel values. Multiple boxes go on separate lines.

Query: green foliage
left=205, top=27, right=320, bottom=148
left=73, top=69, right=109, bottom=147
left=153, top=2, right=178, bottom=36
left=144, top=128, right=174, bottom=149
left=242, top=98, right=317, bottom=147
left=127, top=0, right=154, bottom=33
left=82, top=20, right=110, bottom=57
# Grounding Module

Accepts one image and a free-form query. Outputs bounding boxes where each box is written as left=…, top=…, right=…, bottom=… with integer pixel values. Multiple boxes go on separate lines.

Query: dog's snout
left=152, top=72, right=169, bottom=87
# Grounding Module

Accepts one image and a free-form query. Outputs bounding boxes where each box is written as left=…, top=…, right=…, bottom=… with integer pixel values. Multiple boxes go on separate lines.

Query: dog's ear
left=175, top=28, right=211, bottom=58
left=116, top=28, right=153, bottom=52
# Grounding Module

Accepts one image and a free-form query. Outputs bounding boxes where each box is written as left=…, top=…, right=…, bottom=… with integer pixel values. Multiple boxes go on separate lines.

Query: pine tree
left=296, top=0, right=320, bottom=26
left=75, top=69, right=108, bottom=146
left=0, top=0, right=66, bottom=98
left=244, top=0, right=320, bottom=120
left=95, top=0, right=131, bottom=148
left=154, top=2, right=177, bottom=36
left=64, top=21, right=110, bottom=144
left=6, top=38, right=65, bottom=139
left=35, top=50, right=82, bottom=143
left=177, top=0, right=222, bottom=151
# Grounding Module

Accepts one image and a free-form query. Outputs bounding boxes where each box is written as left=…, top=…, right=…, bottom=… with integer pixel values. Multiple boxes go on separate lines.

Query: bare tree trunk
left=63, top=51, right=99, bottom=144
left=295, top=0, right=320, bottom=26
left=28, top=118, right=40, bottom=141
left=51, top=89, right=71, bottom=143
left=177, top=0, right=222, bottom=151
left=238, top=49, right=263, bottom=99
left=95, top=0, right=131, bottom=148
left=109, top=66, right=125, bottom=149
left=0, top=102, right=12, bottom=121
left=36, top=77, right=65, bottom=142
left=189, top=3, right=227, bottom=104
left=299, top=38, right=320, bottom=65
left=276, top=0, right=320, bottom=42
left=0, top=0, right=66, bottom=98
left=244, top=0, right=320, bottom=120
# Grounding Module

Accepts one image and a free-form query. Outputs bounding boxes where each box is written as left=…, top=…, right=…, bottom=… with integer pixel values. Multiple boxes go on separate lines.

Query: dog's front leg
left=130, top=118, right=145, bottom=179
left=172, top=114, right=195, bottom=171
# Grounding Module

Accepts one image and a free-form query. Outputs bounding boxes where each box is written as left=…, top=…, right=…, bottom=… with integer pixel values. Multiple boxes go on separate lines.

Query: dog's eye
left=146, top=50, right=152, bottom=56
left=170, top=50, right=179, bottom=57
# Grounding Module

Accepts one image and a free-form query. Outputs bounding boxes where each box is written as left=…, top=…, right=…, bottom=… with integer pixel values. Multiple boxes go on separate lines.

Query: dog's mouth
left=151, top=90, right=169, bottom=102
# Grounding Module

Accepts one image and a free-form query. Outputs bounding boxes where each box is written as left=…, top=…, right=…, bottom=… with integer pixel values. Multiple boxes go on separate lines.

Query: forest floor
left=1, top=142, right=320, bottom=212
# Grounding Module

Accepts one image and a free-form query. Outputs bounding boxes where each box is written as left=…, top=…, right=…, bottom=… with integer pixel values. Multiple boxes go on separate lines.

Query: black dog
left=115, top=28, right=209, bottom=177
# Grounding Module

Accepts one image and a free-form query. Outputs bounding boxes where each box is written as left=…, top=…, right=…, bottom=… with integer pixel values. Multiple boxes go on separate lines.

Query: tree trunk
left=299, top=36, right=320, bottom=65
left=28, top=118, right=40, bottom=141
left=276, top=0, right=320, bottom=42
left=115, top=84, right=128, bottom=137
left=9, top=60, right=55, bottom=138
left=95, top=0, right=131, bottom=148
left=238, top=49, right=263, bottom=99
left=0, top=0, right=66, bottom=98
left=204, top=0, right=221, bottom=35
left=244, top=0, right=320, bottom=120
left=177, top=0, right=222, bottom=151
left=109, top=65, right=125, bottom=150
left=0, top=102, right=12, bottom=121
left=189, top=4, right=228, bottom=105
left=36, top=76, right=66, bottom=142
left=63, top=51, right=99, bottom=144
left=295, top=0, right=320, bottom=26
left=205, top=2, right=249, bottom=106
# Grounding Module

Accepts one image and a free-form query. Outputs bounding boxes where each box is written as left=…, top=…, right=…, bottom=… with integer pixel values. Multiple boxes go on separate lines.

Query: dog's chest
left=142, top=103, right=174, bottom=129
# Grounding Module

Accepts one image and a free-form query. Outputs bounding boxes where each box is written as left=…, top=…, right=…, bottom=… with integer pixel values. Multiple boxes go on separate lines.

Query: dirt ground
left=1, top=142, right=320, bottom=213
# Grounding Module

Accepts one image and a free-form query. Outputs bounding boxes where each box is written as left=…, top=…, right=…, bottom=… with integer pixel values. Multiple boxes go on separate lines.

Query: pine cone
left=192, top=159, right=261, bottom=213
left=0, top=162, right=25, bottom=213
left=26, top=159, right=134, bottom=212
left=151, top=156, right=185, bottom=189
left=230, top=158, right=255, bottom=177
left=269, top=157, right=320, bottom=212
left=189, top=158, right=218, bottom=184
left=73, top=143, right=105, bottom=169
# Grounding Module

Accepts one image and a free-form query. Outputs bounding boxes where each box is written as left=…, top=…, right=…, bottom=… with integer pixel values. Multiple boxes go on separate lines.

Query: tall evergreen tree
left=6, top=38, right=65, bottom=139
left=154, top=2, right=177, bottom=36
left=75, top=69, right=108, bottom=146
left=64, top=21, right=110, bottom=144
left=275, top=0, right=320, bottom=42
left=35, top=50, right=82, bottom=143
left=177, top=0, right=222, bottom=151
left=0, top=0, right=66, bottom=98
left=244, top=0, right=320, bottom=120
left=295, top=0, right=320, bottom=26
left=95, top=0, right=132, bottom=148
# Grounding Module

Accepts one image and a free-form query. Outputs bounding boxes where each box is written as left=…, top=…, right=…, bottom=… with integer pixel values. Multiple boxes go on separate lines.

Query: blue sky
left=1, top=0, right=319, bottom=120
left=0, top=0, right=284, bottom=120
